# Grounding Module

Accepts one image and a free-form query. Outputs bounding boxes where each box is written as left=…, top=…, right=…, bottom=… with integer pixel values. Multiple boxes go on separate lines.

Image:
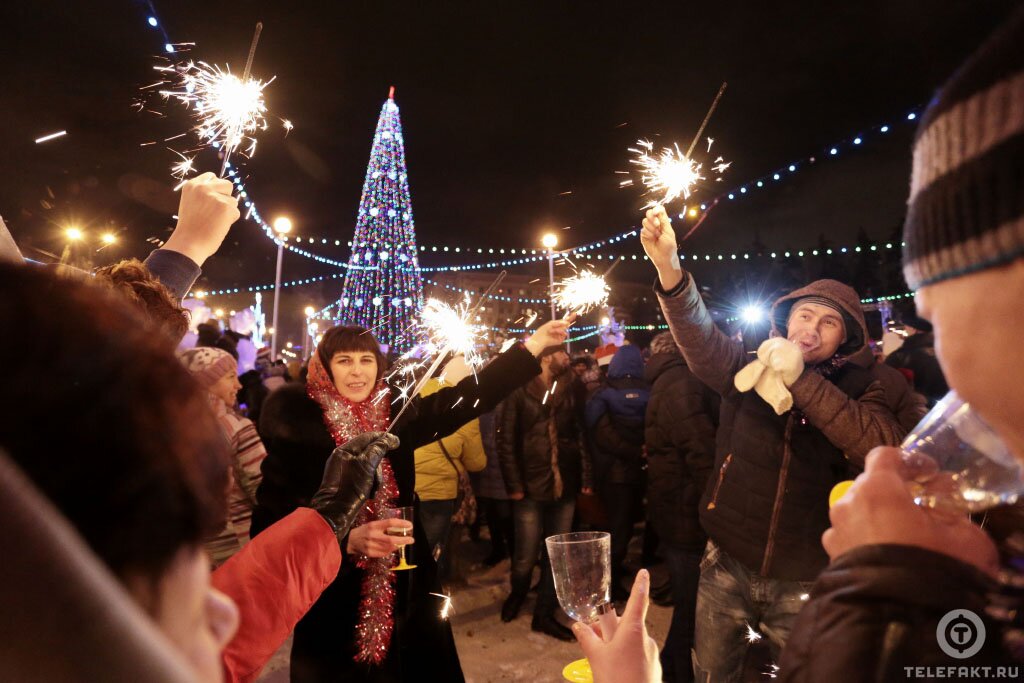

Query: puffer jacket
left=779, top=502, right=1024, bottom=681
left=657, top=275, right=905, bottom=581
left=644, top=352, right=720, bottom=551
left=497, top=372, right=592, bottom=501
left=413, top=378, right=486, bottom=501
left=585, top=345, right=650, bottom=485
left=885, top=332, right=949, bottom=406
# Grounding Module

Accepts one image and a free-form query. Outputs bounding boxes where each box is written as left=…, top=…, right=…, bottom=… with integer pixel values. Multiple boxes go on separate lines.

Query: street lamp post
left=303, top=306, right=316, bottom=361
left=542, top=233, right=558, bottom=321
left=271, top=216, right=293, bottom=360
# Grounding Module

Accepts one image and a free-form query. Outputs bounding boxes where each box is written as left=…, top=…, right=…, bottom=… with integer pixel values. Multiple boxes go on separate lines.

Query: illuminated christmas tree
left=338, top=87, right=424, bottom=352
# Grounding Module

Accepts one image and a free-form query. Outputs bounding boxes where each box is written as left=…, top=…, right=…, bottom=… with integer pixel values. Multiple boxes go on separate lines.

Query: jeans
left=510, top=496, right=576, bottom=618
left=418, top=499, right=457, bottom=576
left=692, top=542, right=813, bottom=683
left=480, top=497, right=515, bottom=561
left=598, top=481, right=643, bottom=592
left=660, top=547, right=703, bottom=683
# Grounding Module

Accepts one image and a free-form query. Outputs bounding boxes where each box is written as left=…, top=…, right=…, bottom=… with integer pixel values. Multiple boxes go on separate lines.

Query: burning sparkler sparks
left=553, top=269, right=611, bottom=316
left=745, top=623, right=763, bottom=643
left=156, top=59, right=272, bottom=162
left=429, top=592, right=454, bottom=620
left=170, top=150, right=196, bottom=190
left=420, top=294, right=486, bottom=367
left=625, top=82, right=729, bottom=209
left=629, top=139, right=705, bottom=208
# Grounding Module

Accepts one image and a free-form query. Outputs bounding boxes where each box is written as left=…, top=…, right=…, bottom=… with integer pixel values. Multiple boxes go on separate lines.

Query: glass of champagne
left=385, top=506, right=417, bottom=571
left=545, top=531, right=613, bottom=683
left=901, top=390, right=1024, bottom=512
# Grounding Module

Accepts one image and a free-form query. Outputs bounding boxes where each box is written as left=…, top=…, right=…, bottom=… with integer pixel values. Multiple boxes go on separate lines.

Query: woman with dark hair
left=252, top=319, right=571, bottom=682
left=0, top=264, right=397, bottom=682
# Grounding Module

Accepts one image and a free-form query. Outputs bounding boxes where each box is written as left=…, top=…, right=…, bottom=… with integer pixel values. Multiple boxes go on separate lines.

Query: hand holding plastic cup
left=900, top=391, right=1024, bottom=512
left=831, top=391, right=1024, bottom=513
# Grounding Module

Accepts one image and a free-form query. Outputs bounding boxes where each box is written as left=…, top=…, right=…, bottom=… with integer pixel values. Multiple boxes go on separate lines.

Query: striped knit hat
left=178, top=347, right=237, bottom=389
left=902, top=8, right=1024, bottom=291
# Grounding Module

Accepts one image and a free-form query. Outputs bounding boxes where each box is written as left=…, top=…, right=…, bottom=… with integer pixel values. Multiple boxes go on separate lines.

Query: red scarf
left=306, top=353, right=398, bottom=665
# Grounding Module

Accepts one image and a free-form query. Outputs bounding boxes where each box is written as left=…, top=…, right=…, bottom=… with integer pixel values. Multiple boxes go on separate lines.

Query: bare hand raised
left=640, top=205, right=683, bottom=291
left=162, top=172, right=241, bottom=267
left=523, top=314, right=576, bottom=356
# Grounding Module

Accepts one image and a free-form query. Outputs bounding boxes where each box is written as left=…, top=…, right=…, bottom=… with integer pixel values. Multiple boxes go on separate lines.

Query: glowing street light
left=271, top=216, right=294, bottom=361
left=541, top=232, right=558, bottom=320
left=65, top=227, right=84, bottom=241
left=688, top=207, right=699, bottom=218
left=740, top=305, right=766, bottom=325
left=100, top=233, right=117, bottom=245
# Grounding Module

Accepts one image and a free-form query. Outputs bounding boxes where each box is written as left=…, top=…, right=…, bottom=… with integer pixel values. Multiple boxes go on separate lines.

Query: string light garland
left=229, top=103, right=921, bottom=270
left=139, top=6, right=922, bottom=279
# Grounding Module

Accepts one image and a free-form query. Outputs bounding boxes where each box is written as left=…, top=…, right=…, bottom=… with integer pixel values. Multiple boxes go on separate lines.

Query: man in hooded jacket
left=639, top=207, right=906, bottom=682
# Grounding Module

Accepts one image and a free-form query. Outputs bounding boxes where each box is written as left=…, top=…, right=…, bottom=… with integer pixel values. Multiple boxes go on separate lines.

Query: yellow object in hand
left=829, top=480, right=855, bottom=508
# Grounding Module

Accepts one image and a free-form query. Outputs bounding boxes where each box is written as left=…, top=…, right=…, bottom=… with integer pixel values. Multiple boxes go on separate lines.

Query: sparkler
left=744, top=623, right=763, bottom=643
left=151, top=23, right=272, bottom=178
left=385, top=272, right=507, bottom=432
left=552, top=268, right=611, bottom=316
left=429, top=592, right=454, bottom=620
left=626, top=82, right=729, bottom=209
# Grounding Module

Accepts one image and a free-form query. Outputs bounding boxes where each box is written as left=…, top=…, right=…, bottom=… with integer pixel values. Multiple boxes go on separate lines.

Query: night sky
left=0, top=1, right=1018, bottom=340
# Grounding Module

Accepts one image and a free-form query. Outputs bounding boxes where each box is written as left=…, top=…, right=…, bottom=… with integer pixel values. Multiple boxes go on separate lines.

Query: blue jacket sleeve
left=143, top=249, right=202, bottom=302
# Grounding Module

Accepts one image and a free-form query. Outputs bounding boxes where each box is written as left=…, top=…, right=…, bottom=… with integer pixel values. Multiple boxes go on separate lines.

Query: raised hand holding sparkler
left=162, top=172, right=241, bottom=267
left=640, top=204, right=684, bottom=292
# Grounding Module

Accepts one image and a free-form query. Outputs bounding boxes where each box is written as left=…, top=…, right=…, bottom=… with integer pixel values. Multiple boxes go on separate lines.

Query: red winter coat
left=212, top=507, right=341, bottom=683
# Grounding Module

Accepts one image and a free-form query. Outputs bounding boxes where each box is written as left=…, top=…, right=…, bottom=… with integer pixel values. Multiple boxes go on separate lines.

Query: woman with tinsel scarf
left=251, top=320, right=571, bottom=683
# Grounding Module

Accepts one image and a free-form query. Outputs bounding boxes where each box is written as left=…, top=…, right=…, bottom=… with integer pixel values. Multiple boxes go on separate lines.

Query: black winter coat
left=251, top=344, right=541, bottom=683
left=885, top=332, right=949, bottom=406
left=497, top=373, right=592, bottom=501
left=779, top=501, right=1024, bottom=682
left=643, top=353, right=720, bottom=551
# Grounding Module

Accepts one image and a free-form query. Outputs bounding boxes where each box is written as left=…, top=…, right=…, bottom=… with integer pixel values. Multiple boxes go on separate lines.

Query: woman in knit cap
left=179, top=346, right=268, bottom=567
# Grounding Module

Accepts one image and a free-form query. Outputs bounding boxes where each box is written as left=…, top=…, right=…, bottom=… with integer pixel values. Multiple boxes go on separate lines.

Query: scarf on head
left=305, top=353, right=398, bottom=665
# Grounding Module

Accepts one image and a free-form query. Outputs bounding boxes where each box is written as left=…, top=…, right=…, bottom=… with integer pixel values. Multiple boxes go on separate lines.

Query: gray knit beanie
left=902, top=8, right=1024, bottom=291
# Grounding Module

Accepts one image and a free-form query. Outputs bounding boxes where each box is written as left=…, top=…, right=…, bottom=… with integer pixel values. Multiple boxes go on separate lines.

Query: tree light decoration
left=338, top=89, right=424, bottom=353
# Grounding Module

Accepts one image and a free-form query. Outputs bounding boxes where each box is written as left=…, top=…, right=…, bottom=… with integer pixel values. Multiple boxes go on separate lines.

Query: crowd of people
left=1, top=9, right=1023, bottom=683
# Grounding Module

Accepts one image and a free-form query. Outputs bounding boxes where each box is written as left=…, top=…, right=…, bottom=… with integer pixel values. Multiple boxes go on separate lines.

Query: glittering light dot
left=830, top=147, right=838, bottom=155
left=853, top=137, right=862, bottom=145
left=907, top=112, right=917, bottom=120
left=880, top=125, right=889, bottom=133
left=164, top=43, right=175, bottom=53
left=148, top=16, right=158, bottom=27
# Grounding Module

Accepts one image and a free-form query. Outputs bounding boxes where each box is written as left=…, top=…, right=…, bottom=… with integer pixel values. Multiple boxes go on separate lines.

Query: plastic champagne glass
left=385, top=506, right=417, bottom=571
left=545, top=532, right=613, bottom=683
left=900, top=390, right=1024, bottom=512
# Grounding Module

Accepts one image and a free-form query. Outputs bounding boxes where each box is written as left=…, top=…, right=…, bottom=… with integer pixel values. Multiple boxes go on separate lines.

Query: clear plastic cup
left=901, top=391, right=1024, bottom=512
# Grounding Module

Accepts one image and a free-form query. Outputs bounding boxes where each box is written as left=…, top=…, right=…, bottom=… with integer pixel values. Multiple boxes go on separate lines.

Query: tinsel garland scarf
left=306, top=354, right=398, bottom=665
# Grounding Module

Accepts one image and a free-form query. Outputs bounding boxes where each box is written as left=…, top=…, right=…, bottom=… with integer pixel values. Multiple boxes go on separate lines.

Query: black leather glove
left=310, top=431, right=400, bottom=543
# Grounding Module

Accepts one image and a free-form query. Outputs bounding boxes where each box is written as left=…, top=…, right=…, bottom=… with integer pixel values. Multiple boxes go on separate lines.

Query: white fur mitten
left=734, top=338, right=805, bottom=415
